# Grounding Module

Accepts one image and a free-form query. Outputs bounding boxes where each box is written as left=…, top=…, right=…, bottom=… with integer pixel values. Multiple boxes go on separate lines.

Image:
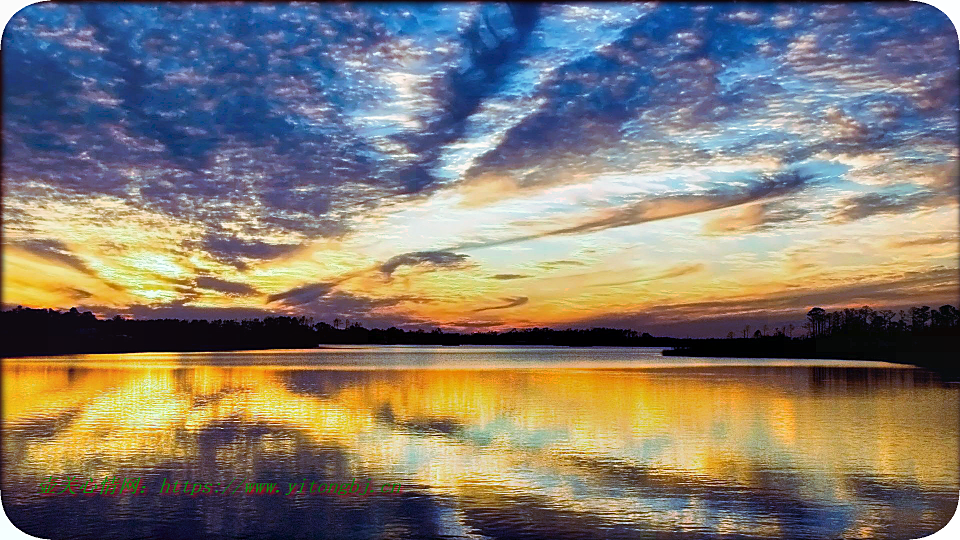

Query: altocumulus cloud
left=4, top=4, right=956, bottom=257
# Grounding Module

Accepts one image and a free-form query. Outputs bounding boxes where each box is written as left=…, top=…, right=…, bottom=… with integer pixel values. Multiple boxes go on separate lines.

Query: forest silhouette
left=2, top=304, right=958, bottom=377
left=0, top=305, right=667, bottom=356
left=666, top=304, right=960, bottom=377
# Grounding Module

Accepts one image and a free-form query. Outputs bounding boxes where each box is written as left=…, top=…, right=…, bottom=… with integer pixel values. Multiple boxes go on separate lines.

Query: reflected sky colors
left=2, top=3, right=959, bottom=336
left=2, top=349, right=957, bottom=539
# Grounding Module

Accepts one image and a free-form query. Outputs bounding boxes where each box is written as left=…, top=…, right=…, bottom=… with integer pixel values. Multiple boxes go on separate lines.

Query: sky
left=2, top=2, right=958, bottom=337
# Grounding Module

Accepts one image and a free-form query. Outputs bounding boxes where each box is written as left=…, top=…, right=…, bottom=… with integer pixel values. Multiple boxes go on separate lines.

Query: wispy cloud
left=14, top=239, right=94, bottom=276
left=454, top=171, right=815, bottom=249
left=703, top=202, right=808, bottom=235
left=830, top=188, right=952, bottom=223
left=472, top=296, right=529, bottom=313
left=266, top=282, right=337, bottom=306
left=536, top=260, right=588, bottom=271
left=591, top=263, right=706, bottom=288
left=379, top=251, right=470, bottom=278
left=196, top=276, right=259, bottom=296
left=887, top=234, right=958, bottom=248
left=201, top=235, right=302, bottom=269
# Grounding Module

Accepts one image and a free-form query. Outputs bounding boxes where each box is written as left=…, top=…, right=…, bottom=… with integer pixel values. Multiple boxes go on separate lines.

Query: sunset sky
left=2, top=3, right=958, bottom=336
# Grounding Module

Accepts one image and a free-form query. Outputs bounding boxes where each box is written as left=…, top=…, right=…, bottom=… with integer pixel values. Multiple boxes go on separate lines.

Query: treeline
left=0, top=306, right=669, bottom=357
left=666, top=304, right=960, bottom=377
left=802, top=304, right=959, bottom=338
left=0, top=307, right=318, bottom=356
left=316, top=322, right=665, bottom=347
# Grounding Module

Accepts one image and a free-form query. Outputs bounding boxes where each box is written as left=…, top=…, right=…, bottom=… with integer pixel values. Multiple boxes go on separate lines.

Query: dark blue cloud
left=12, top=238, right=93, bottom=275
left=195, top=276, right=259, bottom=296
left=831, top=186, right=953, bottom=223
left=379, top=251, right=470, bottom=277
left=200, top=234, right=301, bottom=268
left=267, top=282, right=336, bottom=306
left=398, top=4, right=543, bottom=191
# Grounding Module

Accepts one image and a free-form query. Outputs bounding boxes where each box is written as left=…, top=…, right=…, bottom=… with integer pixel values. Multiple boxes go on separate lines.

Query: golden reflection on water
left=2, top=350, right=958, bottom=539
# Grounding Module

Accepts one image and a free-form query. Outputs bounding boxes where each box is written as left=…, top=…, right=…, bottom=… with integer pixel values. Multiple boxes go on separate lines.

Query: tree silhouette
left=806, top=307, right=827, bottom=337
left=910, top=306, right=931, bottom=331
left=934, top=305, right=960, bottom=327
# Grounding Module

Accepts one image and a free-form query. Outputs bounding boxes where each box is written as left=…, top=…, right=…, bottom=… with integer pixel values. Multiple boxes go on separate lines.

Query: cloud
left=535, top=260, right=588, bottom=271
left=2, top=4, right=479, bottom=251
left=489, top=274, right=529, bottom=280
left=887, top=235, right=958, bottom=248
left=703, top=201, right=809, bottom=235
left=398, top=4, right=543, bottom=191
left=78, top=290, right=431, bottom=329
left=455, top=170, right=815, bottom=249
left=266, top=282, right=337, bottom=306
left=459, top=5, right=782, bottom=181
left=379, top=251, right=470, bottom=277
left=447, top=320, right=505, bottom=329
left=547, top=171, right=813, bottom=236
left=80, top=303, right=277, bottom=322
left=201, top=235, right=302, bottom=268
left=829, top=188, right=947, bottom=223
left=14, top=239, right=95, bottom=276
left=591, top=263, right=706, bottom=288
left=62, top=287, right=93, bottom=300
left=4, top=4, right=956, bottom=244
left=450, top=3, right=957, bottom=205
left=313, top=291, right=431, bottom=318
left=471, top=296, right=528, bottom=313
left=195, top=276, right=259, bottom=296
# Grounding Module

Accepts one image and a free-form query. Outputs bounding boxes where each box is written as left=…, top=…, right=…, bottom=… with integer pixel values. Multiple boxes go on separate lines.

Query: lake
left=2, top=346, right=957, bottom=539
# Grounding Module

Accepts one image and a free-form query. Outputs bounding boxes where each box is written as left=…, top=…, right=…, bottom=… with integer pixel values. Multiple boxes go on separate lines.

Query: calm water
left=2, top=347, right=957, bottom=539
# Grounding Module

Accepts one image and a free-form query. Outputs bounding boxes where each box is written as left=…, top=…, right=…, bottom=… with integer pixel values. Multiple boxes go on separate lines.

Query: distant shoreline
left=3, top=305, right=958, bottom=380
left=663, top=336, right=960, bottom=380
left=2, top=342, right=673, bottom=360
